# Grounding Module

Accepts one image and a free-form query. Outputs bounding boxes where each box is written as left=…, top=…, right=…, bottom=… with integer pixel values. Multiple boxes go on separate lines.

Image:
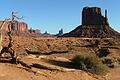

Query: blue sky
left=0, top=0, right=120, bottom=34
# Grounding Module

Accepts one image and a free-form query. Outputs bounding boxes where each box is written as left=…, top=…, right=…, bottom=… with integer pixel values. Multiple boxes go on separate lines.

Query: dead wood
left=31, top=63, right=76, bottom=72
left=17, top=60, right=32, bottom=69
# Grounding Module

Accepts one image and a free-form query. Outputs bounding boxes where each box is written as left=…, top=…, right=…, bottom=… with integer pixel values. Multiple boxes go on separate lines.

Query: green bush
left=71, top=53, right=108, bottom=75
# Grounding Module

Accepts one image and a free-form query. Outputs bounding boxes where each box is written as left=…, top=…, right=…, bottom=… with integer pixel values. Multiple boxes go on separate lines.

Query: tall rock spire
left=105, top=9, right=108, bottom=24
left=105, top=9, right=107, bottom=19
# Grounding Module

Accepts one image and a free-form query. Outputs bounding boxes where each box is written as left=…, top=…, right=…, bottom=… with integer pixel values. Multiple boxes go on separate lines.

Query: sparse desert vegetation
left=0, top=6, right=120, bottom=80
left=0, top=36, right=120, bottom=80
left=71, top=53, right=108, bottom=75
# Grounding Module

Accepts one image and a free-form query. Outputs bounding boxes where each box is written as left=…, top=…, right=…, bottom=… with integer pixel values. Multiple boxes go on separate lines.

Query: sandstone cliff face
left=12, top=21, right=28, bottom=32
left=82, top=7, right=108, bottom=25
left=0, top=20, right=29, bottom=36
left=0, top=21, right=28, bottom=32
left=62, top=7, right=120, bottom=38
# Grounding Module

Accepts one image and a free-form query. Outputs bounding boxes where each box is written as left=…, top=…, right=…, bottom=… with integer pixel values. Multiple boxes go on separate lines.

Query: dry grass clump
left=71, top=53, right=108, bottom=75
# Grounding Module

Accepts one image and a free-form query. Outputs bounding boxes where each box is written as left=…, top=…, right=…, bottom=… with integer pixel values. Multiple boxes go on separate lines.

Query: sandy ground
left=0, top=36, right=119, bottom=80
left=0, top=57, right=99, bottom=80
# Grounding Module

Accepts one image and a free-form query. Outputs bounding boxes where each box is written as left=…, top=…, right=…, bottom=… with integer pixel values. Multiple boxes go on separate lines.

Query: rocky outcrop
left=56, top=29, right=64, bottom=36
left=12, top=21, right=28, bottom=32
left=0, top=21, right=28, bottom=32
left=82, top=7, right=108, bottom=25
left=62, top=7, right=120, bottom=38
left=0, top=20, right=33, bottom=36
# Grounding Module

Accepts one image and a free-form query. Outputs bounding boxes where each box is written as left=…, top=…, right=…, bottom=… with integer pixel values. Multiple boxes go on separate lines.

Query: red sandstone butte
left=61, top=7, right=120, bottom=38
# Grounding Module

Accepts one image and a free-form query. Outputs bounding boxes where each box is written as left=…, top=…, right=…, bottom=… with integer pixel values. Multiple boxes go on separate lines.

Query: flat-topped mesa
left=0, top=20, right=30, bottom=36
left=11, top=21, right=28, bottom=32
left=82, top=7, right=108, bottom=25
left=0, top=21, right=28, bottom=32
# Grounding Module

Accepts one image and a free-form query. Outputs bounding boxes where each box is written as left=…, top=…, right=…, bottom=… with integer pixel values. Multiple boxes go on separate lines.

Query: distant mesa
left=42, top=31, right=53, bottom=37
left=61, top=7, right=120, bottom=38
left=0, top=20, right=28, bottom=32
left=0, top=20, right=42, bottom=37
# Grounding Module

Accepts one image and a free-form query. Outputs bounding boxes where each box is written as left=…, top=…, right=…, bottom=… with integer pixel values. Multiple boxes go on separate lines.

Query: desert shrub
left=93, top=63, right=108, bottom=75
left=102, top=58, right=114, bottom=68
left=71, top=53, right=108, bottom=75
left=104, top=39, right=113, bottom=46
left=94, top=40, right=100, bottom=47
left=102, top=57, right=120, bottom=68
left=116, top=57, right=120, bottom=63
left=97, top=48, right=110, bottom=58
